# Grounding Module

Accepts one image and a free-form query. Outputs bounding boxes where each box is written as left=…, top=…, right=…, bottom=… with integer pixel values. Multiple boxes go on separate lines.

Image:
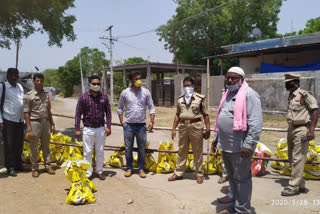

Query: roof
left=205, top=32, right=320, bottom=59
left=105, top=62, right=207, bottom=73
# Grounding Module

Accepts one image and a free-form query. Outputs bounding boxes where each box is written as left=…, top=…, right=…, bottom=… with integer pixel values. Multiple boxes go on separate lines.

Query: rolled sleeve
left=201, top=97, right=209, bottom=116
left=176, top=99, right=182, bottom=116
left=117, top=91, right=125, bottom=115
left=243, top=91, right=262, bottom=151
left=23, top=95, right=31, bottom=113
left=305, top=93, right=318, bottom=110
left=147, top=91, right=156, bottom=115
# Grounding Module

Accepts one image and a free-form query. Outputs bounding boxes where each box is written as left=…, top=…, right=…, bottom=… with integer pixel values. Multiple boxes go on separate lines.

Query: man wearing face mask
left=75, top=74, right=112, bottom=180
left=168, top=76, right=210, bottom=184
left=281, top=73, right=318, bottom=196
left=214, top=67, right=262, bottom=214
left=117, top=71, right=155, bottom=178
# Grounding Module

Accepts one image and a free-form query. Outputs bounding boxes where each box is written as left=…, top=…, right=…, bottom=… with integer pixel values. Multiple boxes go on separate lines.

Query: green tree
left=58, top=47, right=109, bottom=97
left=298, top=17, right=320, bottom=35
left=124, top=57, right=147, bottom=65
left=157, top=0, right=283, bottom=68
left=80, top=46, right=109, bottom=76
left=0, top=0, right=76, bottom=49
left=114, top=57, right=148, bottom=96
left=43, top=69, right=60, bottom=88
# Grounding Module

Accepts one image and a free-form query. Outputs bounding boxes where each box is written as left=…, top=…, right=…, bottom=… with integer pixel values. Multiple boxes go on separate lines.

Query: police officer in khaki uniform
left=281, top=73, right=318, bottom=196
left=168, top=76, right=210, bottom=184
left=24, top=73, right=56, bottom=178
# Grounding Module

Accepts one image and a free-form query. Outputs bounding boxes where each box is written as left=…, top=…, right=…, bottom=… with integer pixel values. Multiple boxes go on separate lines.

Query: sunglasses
left=91, top=83, right=101, bottom=86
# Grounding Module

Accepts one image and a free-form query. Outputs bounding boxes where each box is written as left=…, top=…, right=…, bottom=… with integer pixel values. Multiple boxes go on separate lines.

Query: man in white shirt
left=0, top=68, right=25, bottom=176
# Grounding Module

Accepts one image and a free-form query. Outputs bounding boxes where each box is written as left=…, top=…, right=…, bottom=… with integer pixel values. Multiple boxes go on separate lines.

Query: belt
left=87, top=125, right=104, bottom=128
left=126, top=123, right=146, bottom=126
left=30, top=118, right=48, bottom=123
left=180, top=118, right=202, bottom=125
left=290, top=123, right=309, bottom=129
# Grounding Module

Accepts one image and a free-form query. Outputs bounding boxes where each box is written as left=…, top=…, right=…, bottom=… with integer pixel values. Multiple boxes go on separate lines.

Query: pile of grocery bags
left=271, top=138, right=320, bottom=180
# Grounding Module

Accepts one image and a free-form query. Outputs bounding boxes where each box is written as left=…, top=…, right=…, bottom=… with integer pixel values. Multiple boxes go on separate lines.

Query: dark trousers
left=223, top=151, right=253, bottom=214
left=3, top=119, right=24, bottom=169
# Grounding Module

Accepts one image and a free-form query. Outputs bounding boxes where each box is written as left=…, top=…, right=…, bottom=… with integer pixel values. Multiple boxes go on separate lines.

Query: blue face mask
left=226, top=84, right=240, bottom=92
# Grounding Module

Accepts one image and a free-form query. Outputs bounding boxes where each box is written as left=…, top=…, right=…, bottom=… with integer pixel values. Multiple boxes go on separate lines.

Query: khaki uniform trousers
left=287, top=126, right=309, bottom=191
left=30, top=120, right=51, bottom=170
left=175, top=123, right=204, bottom=177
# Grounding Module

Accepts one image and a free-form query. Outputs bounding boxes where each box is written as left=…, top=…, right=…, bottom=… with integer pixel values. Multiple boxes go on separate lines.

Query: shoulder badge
left=196, top=93, right=205, bottom=100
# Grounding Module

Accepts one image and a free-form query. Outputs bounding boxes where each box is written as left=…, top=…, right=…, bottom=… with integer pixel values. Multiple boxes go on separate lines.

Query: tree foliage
left=57, top=47, right=109, bottom=97
left=114, top=57, right=148, bottom=96
left=124, top=57, right=147, bottom=65
left=0, top=0, right=76, bottom=49
left=157, top=0, right=283, bottom=66
left=43, top=68, right=60, bottom=88
left=298, top=17, right=320, bottom=35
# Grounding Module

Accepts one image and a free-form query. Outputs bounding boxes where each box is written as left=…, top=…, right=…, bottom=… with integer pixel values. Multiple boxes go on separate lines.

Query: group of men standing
left=0, top=66, right=318, bottom=214
left=0, top=69, right=55, bottom=177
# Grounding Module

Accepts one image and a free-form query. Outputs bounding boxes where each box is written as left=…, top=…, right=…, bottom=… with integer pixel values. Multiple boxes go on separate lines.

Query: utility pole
left=79, top=54, right=85, bottom=94
left=15, top=39, right=20, bottom=69
left=100, top=25, right=115, bottom=105
left=172, top=26, right=179, bottom=74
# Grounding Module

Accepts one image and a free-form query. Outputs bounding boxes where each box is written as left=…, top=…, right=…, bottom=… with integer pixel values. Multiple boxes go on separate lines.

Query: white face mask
left=89, top=84, right=100, bottom=92
left=184, top=87, right=194, bottom=105
left=226, top=79, right=242, bottom=93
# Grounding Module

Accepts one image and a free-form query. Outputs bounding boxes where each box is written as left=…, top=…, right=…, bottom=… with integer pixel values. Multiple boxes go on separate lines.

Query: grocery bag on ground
left=251, top=142, right=272, bottom=176
left=62, top=159, right=97, bottom=205
left=156, top=141, right=176, bottom=173
left=109, top=144, right=125, bottom=168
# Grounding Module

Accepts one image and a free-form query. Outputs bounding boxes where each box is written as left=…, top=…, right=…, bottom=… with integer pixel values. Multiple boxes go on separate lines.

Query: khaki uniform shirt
left=176, top=92, right=208, bottom=128
left=23, top=89, right=51, bottom=120
left=287, top=88, right=318, bottom=126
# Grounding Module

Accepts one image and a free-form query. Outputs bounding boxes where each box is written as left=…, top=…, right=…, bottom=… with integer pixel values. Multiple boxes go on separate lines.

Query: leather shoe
left=138, top=170, right=146, bottom=178
left=32, top=170, right=40, bottom=178
left=168, top=173, right=183, bottom=182
left=217, top=195, right=233, bottom=204
left=8, top=168, right=17, bottom=177
left=46, top=167, right=55, bottom=175
left=124, top=170, right=132, bottom=177
left=196, top=176, right=204, bottom=184
left=299, top=187, right=309, bottom=194
left=97, top=173, right=106, bottom=180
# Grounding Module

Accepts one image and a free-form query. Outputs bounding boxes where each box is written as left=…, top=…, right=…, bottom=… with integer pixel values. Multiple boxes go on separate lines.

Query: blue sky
left=0, top=0, right=320, bottom=72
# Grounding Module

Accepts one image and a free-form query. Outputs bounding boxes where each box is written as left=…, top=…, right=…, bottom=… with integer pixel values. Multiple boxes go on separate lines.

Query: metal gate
left=151, top=79, right=175, bottom=106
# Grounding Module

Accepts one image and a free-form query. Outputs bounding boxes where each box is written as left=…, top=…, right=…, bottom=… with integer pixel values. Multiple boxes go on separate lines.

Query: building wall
left=240, top=49, right=320, bottom=74
left=204, top=70, right=319, bottom=112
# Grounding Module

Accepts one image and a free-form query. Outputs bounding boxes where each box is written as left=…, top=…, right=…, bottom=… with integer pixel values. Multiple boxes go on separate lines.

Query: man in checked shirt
left=75, top=74, right=112, bottom=180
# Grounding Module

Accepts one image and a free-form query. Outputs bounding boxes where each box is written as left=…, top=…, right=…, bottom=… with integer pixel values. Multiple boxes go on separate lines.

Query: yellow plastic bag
left=62, top=159, right=97, bottom=205
left=203, top=155, right=217, bottom=174
left=303, top=164, right=320, bottom=180
left=156, top=141, right=176, bottom=173
left=109, top=144, right=125, bottom=168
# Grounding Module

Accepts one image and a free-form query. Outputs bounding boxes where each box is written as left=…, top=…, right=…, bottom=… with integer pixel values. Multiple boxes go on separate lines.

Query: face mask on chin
left=89, top=84, right=100, bottom=92
left=226, top=79, right=242, bottom=93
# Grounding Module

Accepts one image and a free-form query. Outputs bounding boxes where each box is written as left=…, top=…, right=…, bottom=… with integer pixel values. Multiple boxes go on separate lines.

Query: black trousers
left=3, top=119, right=24, bottom=169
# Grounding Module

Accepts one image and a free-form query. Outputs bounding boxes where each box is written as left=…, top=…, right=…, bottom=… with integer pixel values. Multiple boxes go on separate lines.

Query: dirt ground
left=1, top=96, right=320, bottom=214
